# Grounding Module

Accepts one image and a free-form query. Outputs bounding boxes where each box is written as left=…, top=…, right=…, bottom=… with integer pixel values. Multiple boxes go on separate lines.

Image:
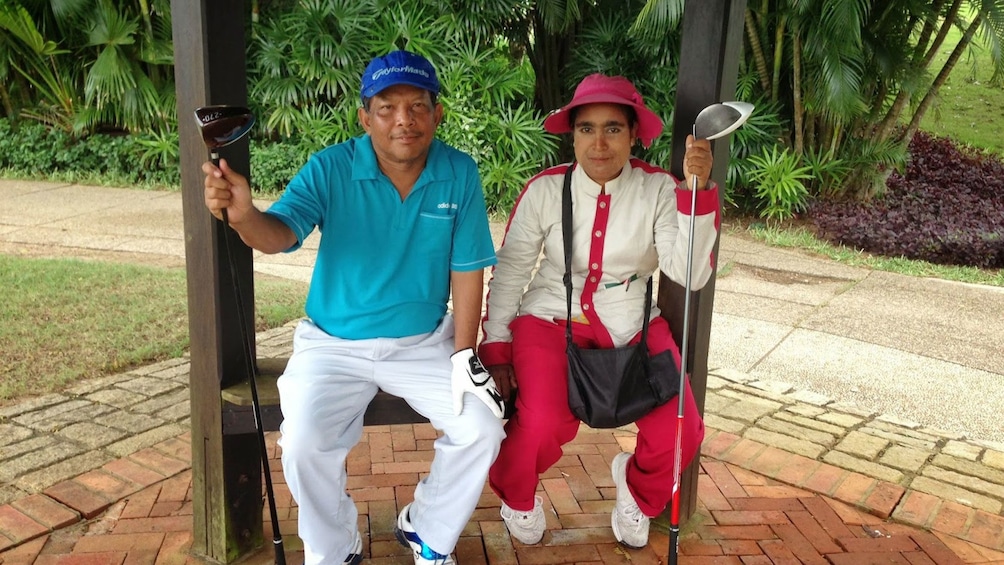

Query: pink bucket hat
left=543, top=74, right=664, bottom=147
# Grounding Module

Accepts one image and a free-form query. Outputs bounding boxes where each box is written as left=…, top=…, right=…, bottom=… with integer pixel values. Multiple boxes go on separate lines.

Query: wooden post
left=171, top=1, right=262, bottom=561
left=660, top=0, right=747, bottom=524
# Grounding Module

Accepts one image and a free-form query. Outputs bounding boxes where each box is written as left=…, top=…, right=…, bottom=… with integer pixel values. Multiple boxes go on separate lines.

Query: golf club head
left=193, top=105, right=255, bottom=152
left=694, top=101, right=754, bottom=141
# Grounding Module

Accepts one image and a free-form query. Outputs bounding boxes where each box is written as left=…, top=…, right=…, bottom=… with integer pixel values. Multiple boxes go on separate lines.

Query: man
left=202, top=50, right=505, bottom=565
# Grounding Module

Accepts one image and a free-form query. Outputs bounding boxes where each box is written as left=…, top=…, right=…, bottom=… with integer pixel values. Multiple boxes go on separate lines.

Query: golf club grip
left=668, top=526, right=680, bottom=565
left=218, top=207, right=286, bottom=562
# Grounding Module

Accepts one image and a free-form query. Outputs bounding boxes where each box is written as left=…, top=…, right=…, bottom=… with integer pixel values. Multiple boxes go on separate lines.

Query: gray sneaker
left=610, top=452, right=650, bottom=549
left=500, top=495, right=545, bottom=544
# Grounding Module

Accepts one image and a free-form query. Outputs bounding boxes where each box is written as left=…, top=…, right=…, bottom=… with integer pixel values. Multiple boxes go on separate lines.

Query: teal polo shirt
left=264, top=135, right=497, bottom=340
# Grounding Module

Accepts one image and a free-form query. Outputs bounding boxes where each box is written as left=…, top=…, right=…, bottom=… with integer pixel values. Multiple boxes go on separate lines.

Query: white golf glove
left=450, top=348, right=505, bottom=419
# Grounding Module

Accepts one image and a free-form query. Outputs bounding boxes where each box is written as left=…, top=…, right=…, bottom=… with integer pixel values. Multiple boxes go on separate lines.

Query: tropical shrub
left=747, top=145, right=813, bottom=221
left=811, top=132, right=1004, bottom=269
left=0, top=0, right=176, bottom=135
left=0, top=118, right=178, bottom=187
left=719, top=95, right=787, bottom=212
left=251, top=141, right=314, bottom=197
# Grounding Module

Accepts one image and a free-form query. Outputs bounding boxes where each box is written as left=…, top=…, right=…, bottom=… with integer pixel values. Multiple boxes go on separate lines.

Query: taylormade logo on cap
left=360, top=50, right=440, bottom=102
left=371, top=65, right=431, bottom=81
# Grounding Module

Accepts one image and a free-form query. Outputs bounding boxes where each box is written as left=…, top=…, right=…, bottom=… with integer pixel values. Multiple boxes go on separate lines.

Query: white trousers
left=276, top=315, right=505, bottom=565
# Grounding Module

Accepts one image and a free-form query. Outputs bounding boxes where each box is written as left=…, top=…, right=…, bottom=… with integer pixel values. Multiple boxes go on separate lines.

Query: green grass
left=0, top=256, right=307, bottom=403
left=742, top=223, right=1004, bottom=288
left=918, top=22, right=1004, bottom=155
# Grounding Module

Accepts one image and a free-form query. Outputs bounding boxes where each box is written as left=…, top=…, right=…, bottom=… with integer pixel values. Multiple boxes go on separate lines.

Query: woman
left=477, top=74, right=718, bottom=549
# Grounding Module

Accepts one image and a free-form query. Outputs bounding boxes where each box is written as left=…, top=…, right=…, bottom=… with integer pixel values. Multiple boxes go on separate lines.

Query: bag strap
left=561, top=164, right=653, bottom=348
left=562, top=165, right=575, bottom=345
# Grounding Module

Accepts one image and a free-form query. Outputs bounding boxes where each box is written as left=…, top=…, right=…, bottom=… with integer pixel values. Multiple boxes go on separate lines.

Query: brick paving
left=4, top=323, right=1004, bottom=563
left=3, top=422, right=1004, bottom=564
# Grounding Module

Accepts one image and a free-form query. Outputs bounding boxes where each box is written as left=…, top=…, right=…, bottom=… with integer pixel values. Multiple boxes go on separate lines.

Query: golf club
left=668, top=101, right=754, bottom=565
left=193, top=106, right=286, bottom=565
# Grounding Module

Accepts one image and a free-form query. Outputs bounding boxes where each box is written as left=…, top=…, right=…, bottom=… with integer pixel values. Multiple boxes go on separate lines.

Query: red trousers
left=488, top=314, right=705, bottom=517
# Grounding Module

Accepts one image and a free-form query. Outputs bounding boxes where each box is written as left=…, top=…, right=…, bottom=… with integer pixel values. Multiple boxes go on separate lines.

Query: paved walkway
left=3, top=418, right=1001, bottom=565
left=2, top=180, right=1004, bottom=563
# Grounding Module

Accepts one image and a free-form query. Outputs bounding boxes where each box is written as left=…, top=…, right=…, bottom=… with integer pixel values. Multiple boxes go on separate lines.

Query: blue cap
left=360, top=50, right=440, bottom=103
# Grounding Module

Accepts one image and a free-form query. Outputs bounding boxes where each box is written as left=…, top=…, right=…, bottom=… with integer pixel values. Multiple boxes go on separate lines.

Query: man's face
left=359, top=84, right=443, bottom=168
left=572, top=103, right=638, bottom=186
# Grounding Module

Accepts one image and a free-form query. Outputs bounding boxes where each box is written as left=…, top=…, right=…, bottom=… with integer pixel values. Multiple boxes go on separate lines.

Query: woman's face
left=572, top=103, right=638, bottom=186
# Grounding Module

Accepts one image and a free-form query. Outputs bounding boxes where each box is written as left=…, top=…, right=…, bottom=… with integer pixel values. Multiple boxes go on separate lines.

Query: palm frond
left=84, top=46, right=137, bottom=104
left=0, top=3, right=66, bottom=55
left=629, top=0, right=685, bottom=40
left=536, top=0, right=582, bottom=34
left=86, top=3, right=137, bottom=48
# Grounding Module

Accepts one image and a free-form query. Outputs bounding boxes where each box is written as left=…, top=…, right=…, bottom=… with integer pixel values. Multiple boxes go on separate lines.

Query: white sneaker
left=394, top=503, right=456, bottom=565
left=500, top=495, right=545, bottom=544
left=610, top=452, right=650, bottom=549
left=342, top=530, right=363, bottom=565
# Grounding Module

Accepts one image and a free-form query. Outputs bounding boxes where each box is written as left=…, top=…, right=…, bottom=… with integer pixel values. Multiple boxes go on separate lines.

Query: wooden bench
left=219, top=357, right=429, bottom=434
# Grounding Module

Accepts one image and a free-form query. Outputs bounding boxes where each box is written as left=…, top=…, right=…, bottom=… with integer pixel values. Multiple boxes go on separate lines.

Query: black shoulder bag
left=561, top=165, right=681, bottom=428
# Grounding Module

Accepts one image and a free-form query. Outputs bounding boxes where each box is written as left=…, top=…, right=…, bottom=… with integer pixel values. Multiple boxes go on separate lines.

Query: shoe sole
left=395, top=526, right=410, bottom=549
left=505, top=527, right=544, bottom=545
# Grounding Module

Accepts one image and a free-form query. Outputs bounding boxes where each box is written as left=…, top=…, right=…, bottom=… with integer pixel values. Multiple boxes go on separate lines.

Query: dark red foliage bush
left=810, top=131, right=1004, bottom=269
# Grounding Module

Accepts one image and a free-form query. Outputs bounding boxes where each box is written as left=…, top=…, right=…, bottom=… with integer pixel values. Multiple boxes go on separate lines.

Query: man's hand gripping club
left=450, top=348, right=505, bottom=419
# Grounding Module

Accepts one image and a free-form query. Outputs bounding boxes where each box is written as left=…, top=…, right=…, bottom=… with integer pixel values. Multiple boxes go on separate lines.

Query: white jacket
left=479, top=159, right=720, bottom=365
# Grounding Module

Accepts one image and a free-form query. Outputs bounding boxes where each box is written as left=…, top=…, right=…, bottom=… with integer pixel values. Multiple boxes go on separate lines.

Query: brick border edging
left=0, top=434, right=192, bottom=552
left=703, top=427, right=1004, bottom=552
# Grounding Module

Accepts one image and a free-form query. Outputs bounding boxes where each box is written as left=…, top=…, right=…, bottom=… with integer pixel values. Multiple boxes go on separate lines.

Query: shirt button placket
left=580, top=191, right=614, bottom=346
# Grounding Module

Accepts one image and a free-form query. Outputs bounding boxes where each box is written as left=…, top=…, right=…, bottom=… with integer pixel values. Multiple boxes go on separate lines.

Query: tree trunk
left=0, top=81, right=13, bottom=118
left=792, top=28, right=803, bottom=154
left=910, top=0, right=944, bottom=64
left=771, top=14, right=787, bottom=103
left=921, top=0, right=963, bottom=68
left=902, top=13, right=982, bottom=143
left=875, top=89, right=910, bottom=143
left=864, top=80, right=888, bottom=124
left=806, top=110, right=815, bottom=149
left=875, top=0, right=958, bottom=144
left=527, top=7, right=578, bottom=162
left=528, top=8, right=572, bottom=114
left=744, top=9, right=771, bottom=94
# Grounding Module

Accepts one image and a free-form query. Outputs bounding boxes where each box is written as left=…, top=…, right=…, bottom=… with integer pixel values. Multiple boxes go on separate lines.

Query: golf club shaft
left=214, top=153, right=286, bottom=565
left=668, top=141, right=701, bottom=565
